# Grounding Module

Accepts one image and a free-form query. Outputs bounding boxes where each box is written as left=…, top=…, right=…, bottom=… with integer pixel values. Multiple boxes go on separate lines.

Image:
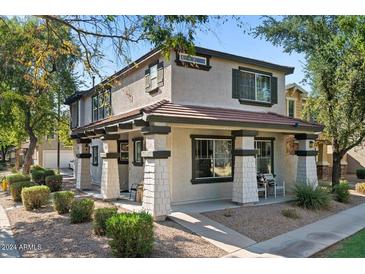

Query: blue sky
left=89, top=16, right=309, bottom=92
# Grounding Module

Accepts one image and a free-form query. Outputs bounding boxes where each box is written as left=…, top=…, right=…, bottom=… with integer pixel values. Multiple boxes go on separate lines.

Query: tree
left=255, top=16, right=365, bottom=186
left=0, top=18, right=78, bottom=174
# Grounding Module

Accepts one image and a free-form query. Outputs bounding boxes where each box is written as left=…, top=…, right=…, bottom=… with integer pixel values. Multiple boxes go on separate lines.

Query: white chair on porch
left=264, top=174, right=286, bottom=198
left=257, top=174, right=267, bottom=199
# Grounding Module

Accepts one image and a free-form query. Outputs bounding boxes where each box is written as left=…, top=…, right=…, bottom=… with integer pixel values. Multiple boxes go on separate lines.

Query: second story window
left=71, top=101, right=79, bottom=128
left=145, top=61, right=164, bottom=93
left=287, top=98, right=296, bottom=118
left=92, top=89, right=111, bottom=122
left=232, top=67, right=278, bottom=106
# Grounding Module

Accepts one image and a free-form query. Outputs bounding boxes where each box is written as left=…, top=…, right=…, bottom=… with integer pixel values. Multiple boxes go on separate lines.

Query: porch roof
left=72, top=100, right=323, bottom=135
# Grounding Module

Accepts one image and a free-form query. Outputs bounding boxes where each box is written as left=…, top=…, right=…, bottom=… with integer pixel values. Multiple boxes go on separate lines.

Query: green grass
left=320, top=229, right=365, bottom=258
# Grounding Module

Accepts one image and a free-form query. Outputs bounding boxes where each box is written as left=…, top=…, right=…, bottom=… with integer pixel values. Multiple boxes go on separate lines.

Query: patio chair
left=257, top=174, right=267, bottom=199
left=274, top=180, right=286, bottom=198
left=129, top=183, right=138, bottom=201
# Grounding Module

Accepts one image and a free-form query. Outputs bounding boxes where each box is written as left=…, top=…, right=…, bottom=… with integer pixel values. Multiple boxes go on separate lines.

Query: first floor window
left=118, top=140, right=129, bottom=164
left=92, top=146, right=98, bottom=166
left=192, top=137, right=233, bottom=183
left=255, top=139, right=273, bottom=174
left=133, top=138, right=143, bottom=166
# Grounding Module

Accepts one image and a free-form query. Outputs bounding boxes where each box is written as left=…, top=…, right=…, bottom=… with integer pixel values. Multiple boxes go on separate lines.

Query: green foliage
left=31, top=168, right=45, bottom=184
left=294, top=184, right=331, bottom=210
left=255, top=16, right=365, bottom=186
left=281, top=208, right=301, bottom=219
left=70, top=198, right=94, bottom=223
left=106, top=212, right=154, bottom=257
left=6, top=173, right=30, bottom=184
left=45, top=175, right=62, bottom=192
left=93, top=207, right=118, bottom=236
left=10, top=181, right=34, bottom=202
left=356, top=169, right=365, bottom=179
left=333, top=181, right=350, bottom=203
left=21, top=185, right=50, bottom=210
left=355, top=183, right=365, bottom=195
left=53, top=191, right=74, bottom=214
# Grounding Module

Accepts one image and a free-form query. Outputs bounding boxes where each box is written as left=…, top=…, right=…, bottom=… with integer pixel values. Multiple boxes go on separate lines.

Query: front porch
left=72, top=101, right=322, bottom=220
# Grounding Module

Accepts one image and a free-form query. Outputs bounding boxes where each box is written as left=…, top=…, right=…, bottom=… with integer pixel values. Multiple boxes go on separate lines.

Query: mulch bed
left=0, top=190, right=226, bottom=258
left=203, top=192, right=365, bottom=243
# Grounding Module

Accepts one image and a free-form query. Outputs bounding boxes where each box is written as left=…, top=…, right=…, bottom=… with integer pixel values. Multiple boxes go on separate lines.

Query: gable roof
left=65, top=46, right=295, bottom=105
left=286, top=83, right=309, bottom=97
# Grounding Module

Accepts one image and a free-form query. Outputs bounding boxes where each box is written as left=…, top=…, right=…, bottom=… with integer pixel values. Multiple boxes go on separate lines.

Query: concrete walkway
left=0, top=204, right=20, bottom=258
left=171, top=202, right=365, bottom=258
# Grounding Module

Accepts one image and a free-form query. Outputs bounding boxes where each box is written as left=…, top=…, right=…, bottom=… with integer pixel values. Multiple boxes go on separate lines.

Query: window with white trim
left=92, top=89, right=111, bottom=122
left=239, top=70, right=271, bottom=103
left=255, top=140, right=273, bottom=174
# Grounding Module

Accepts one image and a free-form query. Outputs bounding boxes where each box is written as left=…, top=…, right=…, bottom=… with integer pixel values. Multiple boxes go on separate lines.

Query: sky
left=87, top=16, right=310, bottom=92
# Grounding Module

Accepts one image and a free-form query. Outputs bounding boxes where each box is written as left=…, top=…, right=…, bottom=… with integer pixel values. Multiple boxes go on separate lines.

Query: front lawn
left=314, top=229, right=365, bottom=258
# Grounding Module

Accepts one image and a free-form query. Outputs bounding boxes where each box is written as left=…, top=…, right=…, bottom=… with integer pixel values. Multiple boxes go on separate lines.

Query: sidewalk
left=170, top=202, right=365, bottom=258
left=0, top=204, right=20, bottom=258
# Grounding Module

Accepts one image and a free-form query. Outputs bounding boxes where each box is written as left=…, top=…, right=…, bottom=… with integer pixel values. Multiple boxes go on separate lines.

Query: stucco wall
left=170, top=127, right=298, bottom=204
left=79, top=54, right=172, bottom=127
left=171, top=52, right=287, bottom=115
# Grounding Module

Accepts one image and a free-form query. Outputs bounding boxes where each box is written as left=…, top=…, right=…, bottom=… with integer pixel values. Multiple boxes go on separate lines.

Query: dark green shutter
left=232, top=69, right=240, bottom=99
left=271, top=77, right=278, bottom=104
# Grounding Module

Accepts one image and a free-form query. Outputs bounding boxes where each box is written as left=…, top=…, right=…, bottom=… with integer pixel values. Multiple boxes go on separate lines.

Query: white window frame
left=286, top=97, right=296, bottom=118
left=255, top=139, right=273, bottom=174
left=179, top=53, right=207, bottom=66
left=193, top=138, right=232, bottom=180
left=239, top=69, right=272, bottom=103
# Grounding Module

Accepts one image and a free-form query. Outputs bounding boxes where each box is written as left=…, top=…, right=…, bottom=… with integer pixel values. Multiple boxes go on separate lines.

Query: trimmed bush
left=21, top=185, right=50, bottom=211
left=31, top=165, right=44, bottom=171
left=294, top=184, right=331, bottom=210
left=53, top=191, right=75, bottom=214
left=106, top=212, right=154, bottom=257
left=281, top=208, right=300, bottom=219
left=70, top=198, right=94, bottom=223
left=10, top=181, right=34, bottom=202
left=6, top=173, right=30, bottom=185
left=31, top=169, right=45, bottom=184
left=355, top=182, right=365, bottom=194
left=356, top=169, right=365, bottom=179
left=45, top=175, right=63, bottom=192
left=44, top=169, right=55, bottom=177
left=93, top=207, right=118, bottom=236
left=333, top=181, right=350, bottom=203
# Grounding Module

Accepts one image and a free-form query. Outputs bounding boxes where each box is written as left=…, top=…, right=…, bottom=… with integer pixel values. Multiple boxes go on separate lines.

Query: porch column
left=232, top=130, right=259, bottom=204
left=100, top=134, right=120, bottom=200
left=295, top=134, right=318, bottom=187
left=317, top=141, right=329, bottom=180
left=141, top=125, right=171, bottom=221
left=76, top=139, right=92, bottom=190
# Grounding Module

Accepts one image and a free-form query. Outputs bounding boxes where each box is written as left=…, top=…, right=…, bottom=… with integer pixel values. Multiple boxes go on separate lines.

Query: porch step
left=169, top=212, right=256, bottom=253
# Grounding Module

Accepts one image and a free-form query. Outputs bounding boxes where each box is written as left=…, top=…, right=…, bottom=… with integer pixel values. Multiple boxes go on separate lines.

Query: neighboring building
left=32, top=137, right=73, bottom=169
left=285, top=83, right=350, bottom=180
left=66, top=47, right=323, bottom=220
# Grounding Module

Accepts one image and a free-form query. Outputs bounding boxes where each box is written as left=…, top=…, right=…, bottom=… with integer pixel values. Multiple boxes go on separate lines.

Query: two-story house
left=66, top=47, right=323, bottom=220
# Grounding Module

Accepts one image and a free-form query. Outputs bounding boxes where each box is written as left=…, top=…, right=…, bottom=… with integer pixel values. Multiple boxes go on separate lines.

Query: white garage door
left=43, top=150, right=74, bottom=169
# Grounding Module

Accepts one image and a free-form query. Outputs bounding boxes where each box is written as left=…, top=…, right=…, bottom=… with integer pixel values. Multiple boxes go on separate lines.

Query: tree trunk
left=332, top=151, right=342, bottom=188
left=15, top=146, right=21, bottom=170
left=22, top=110, right=38, bottom=175
left=0, top=146, right=6, bottom=163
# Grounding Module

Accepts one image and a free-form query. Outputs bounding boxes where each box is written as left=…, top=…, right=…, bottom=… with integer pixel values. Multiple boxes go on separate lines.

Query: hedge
left=53, top=191, right=75, bottom=214
left=45, top=175, right=63, bottom=192
left=21, top=185, right=50, bottom=211
left=10, top=181, right=35, bottom=202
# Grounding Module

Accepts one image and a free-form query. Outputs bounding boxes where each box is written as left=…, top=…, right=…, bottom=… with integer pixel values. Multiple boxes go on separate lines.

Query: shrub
left=281, top=208, right=300, bottom=219
left=53, top=191, right=75, bottom=214
left=355, top=182, right=365, bottom=194
left=21, top=185, right=50, bottom=211
left=333, top=181, right=350, bottom=203
left=70, top=198, right=94, bottom=223
left=30, top=169, right=45, bottom=184
left=10, top=181, right=34, bottom=202
left=6, top=173, right=30, bottom=185
left=44, top=169, right=55, bottom=177
left=356, top=169, right=365, bottom=179
left=31, top=165, right=44, bottom=171
left=294, top=184, right=331, bottom=210
left=106, top=212, right=154, bottom=257
left=45, top=175, right=63, bottom=192
left=93, top=207, right=118, bottom=236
